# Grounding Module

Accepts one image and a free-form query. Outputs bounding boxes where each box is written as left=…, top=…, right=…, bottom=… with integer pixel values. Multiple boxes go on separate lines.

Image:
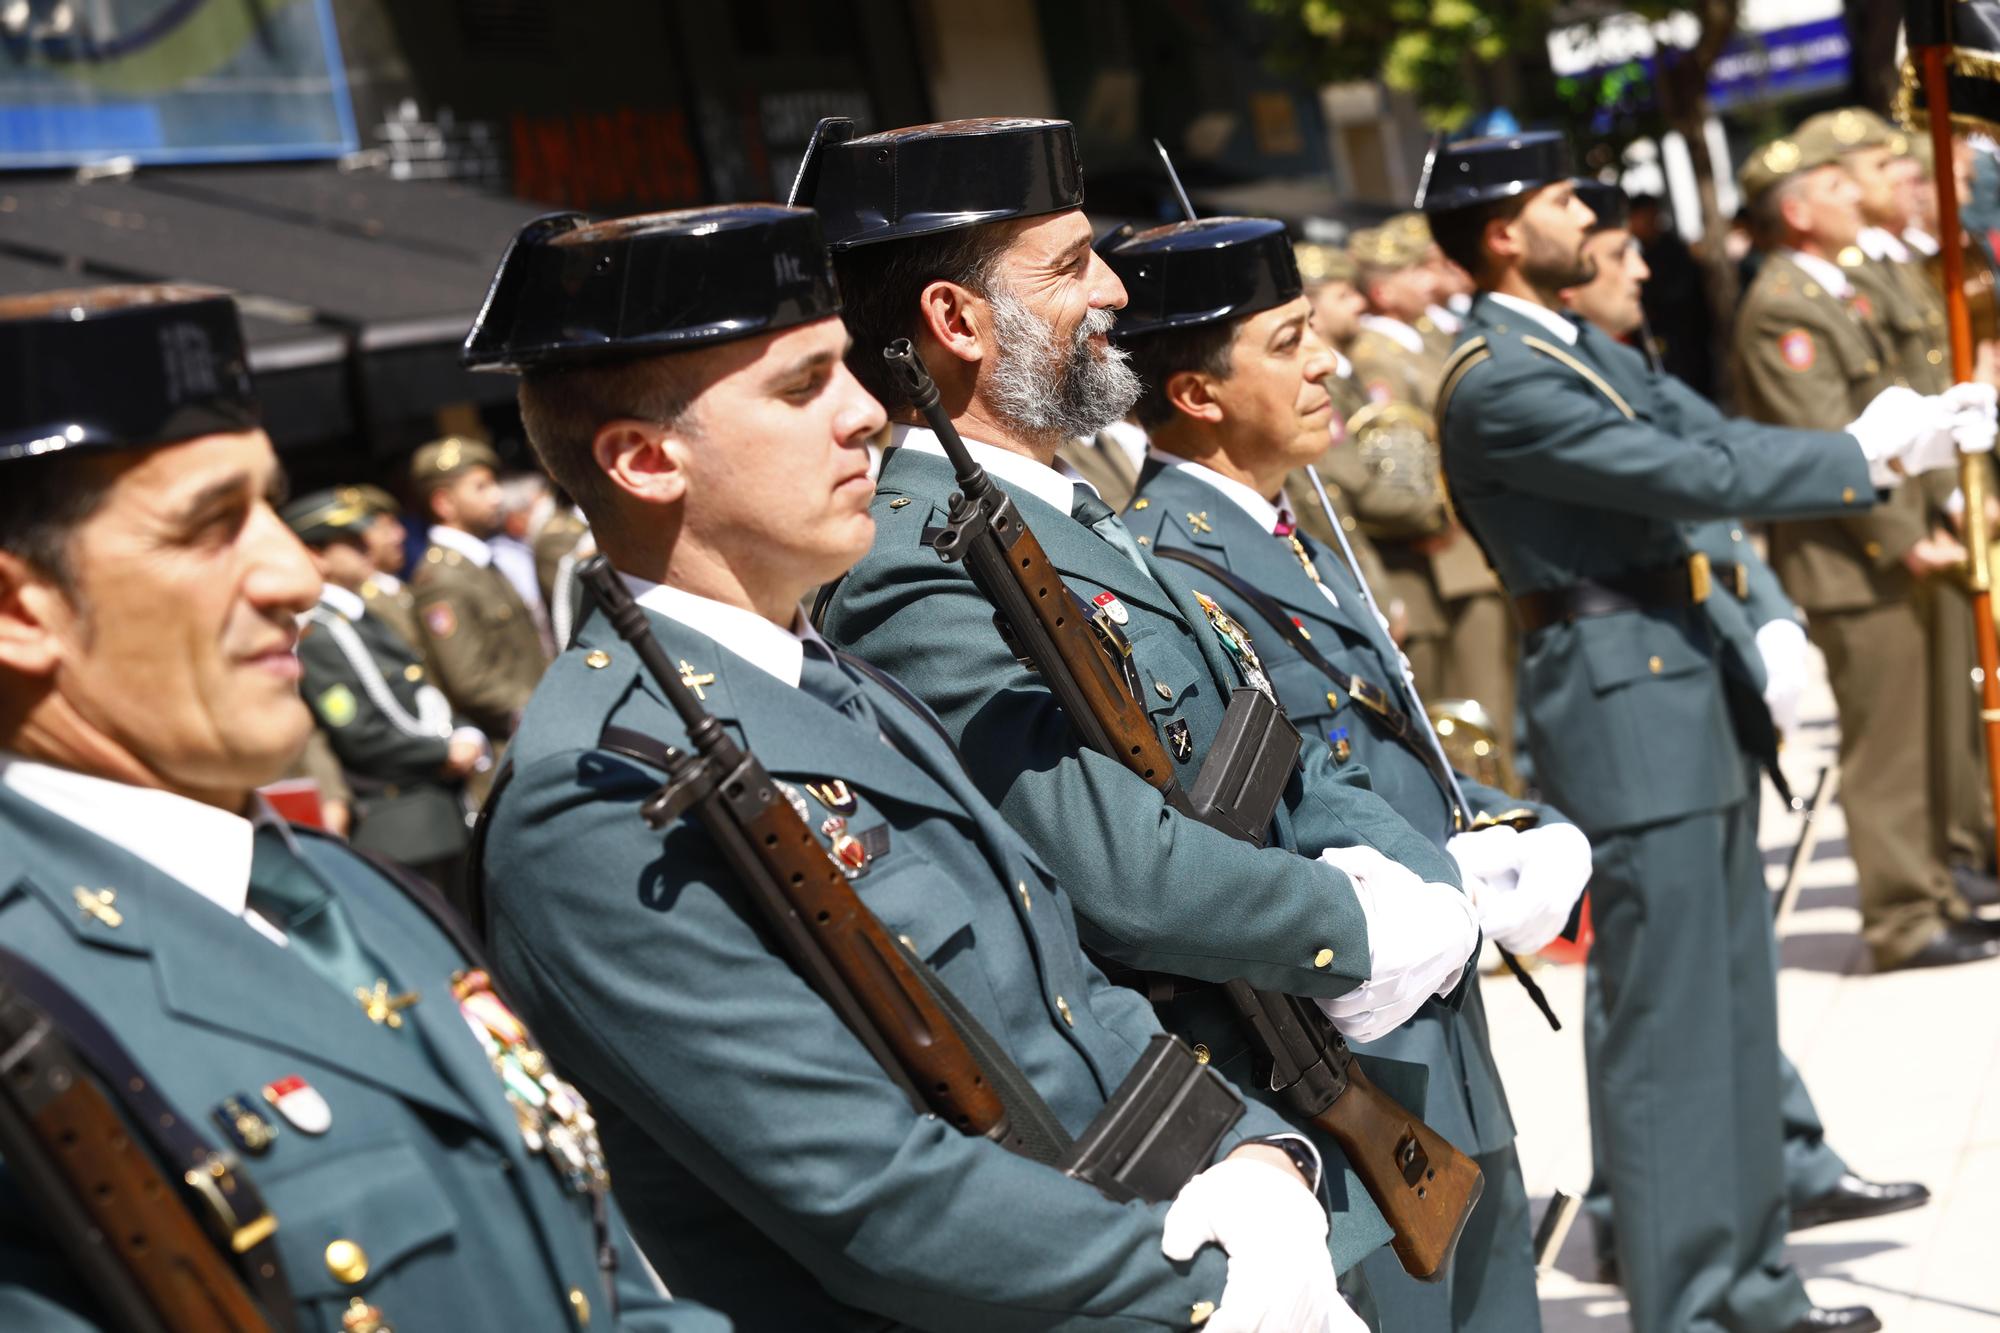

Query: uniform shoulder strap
left=1520, top=335, right=1637, bottom=420
left=1432, top=335, right=1491, bottom=426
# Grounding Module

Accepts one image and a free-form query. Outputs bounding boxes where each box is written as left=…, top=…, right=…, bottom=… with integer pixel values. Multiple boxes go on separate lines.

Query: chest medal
left=1192, top=591, right=1276, bottom=700
left=452, top=969, right=609, bottom=1195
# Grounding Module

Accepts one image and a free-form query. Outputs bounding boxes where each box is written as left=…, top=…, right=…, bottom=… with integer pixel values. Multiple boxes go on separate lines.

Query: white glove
left=1313, top=844, right=1479, bottom=1043
left=1944, top=380, right=1999, bottom=456
left=1469, top=822, right=1592, bottom=955
left=1754, top=617, right=1809, bottom=739
left=1161, top=1157, right=1361, bottom=1333
left=1848, top=385, right=1953, bottom=486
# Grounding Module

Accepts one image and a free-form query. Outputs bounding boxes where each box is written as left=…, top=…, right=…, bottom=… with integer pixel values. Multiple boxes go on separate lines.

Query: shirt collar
left=1858, top=226, right=1910, bottom=264
left=1903, top=226, right=1940, bottom=257
left=625, top=576, right=824, bottom=689
left=1331, top=348, right=1353, bottom=379
left=1358, top=314, right=1424, bottom=355
left=318, top=583, right=366, bottom=621
left=890, top=423, right=1088, bottom=513
left=1485, top=292, right=1579, bottom=345
left=0, top=753, right=282, bottom=920
left=427, top=524, right=494, bottom=568
left=1425, top=303, right=1463, bottom=334
left=1785, top=249, right=1852, bottom=298
left=1148, top=448, right=1284, bottom=533
left=370, top=571, right=404, bottom=594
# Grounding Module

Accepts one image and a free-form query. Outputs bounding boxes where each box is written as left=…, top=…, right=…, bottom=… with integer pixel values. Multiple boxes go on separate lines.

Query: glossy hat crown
left=281, top=488, right=375, bottom=546
left=1104, top=217, right=1302, bottom=342
left=1576, top=179, right=1630, bottom=231
left=462, top=205, right=841, bottom=372
left=0, top=284, right=259, bottom=464
left=792, top=116, right=1084, bottom=252
left=1416, top=131, right=1575, bottom=214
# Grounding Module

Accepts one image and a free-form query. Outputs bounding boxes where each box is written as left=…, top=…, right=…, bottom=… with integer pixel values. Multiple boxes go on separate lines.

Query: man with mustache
left=469, top=203, right=1357, bottom=1331
left=1562, top=179, right=1933, bottom=1285
left=0, top=285, right=722, bottom=1333
left=1109, top=215, right=1589, bottom=1332
left=1425, top=131, right=1991, bottom=1333
left=801, top=117, right=1484, bottom=1305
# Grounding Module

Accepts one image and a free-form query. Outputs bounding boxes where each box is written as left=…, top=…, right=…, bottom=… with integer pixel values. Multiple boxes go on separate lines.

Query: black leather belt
left=1513, top=553, right=1711, bottom=634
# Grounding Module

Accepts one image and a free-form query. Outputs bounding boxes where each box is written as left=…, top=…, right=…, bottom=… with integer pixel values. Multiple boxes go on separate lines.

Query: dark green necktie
left=247, top=826, right=379, bottom=1001
left=1070, top=484, right=1150, bottom=572
left=799, top=645, right=880, bottom=731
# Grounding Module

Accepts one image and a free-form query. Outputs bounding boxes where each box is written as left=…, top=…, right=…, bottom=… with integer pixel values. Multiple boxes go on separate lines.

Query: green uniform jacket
left=1128, top=459, right=1561, bottom=1157
left=299, top=594, right=471, bottom=866
left=1439, top=295, right=1874, bottom=833
left=1732, top=252, right=1924, bottom=612
left=822, top=443, right=1471, bottom=1270
left=411, top=537, right=549, bottom=738
left=481, top=604, right=1294, bottom=1330
left=361, top=574, right=422, bottom=651
left=0, top=787, right=723, bottom=1333
left=1842, top=247, right=1950, bottom=395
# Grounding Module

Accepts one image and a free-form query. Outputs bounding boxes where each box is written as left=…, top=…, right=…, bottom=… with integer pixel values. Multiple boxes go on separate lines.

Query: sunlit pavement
left=1484, top=646, right=2000, bottom=1330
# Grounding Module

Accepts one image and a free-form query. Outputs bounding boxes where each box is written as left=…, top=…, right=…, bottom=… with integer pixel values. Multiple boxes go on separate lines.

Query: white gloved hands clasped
left=1850, top=382, right=1997, bottom=487
left=1312, top=844, right=1478, bottom=1043
left=1447, top=822, right=1592, bottom=956
left=1753, top=617, right=1810, bottom=739
left=1161, top=1156, right=1363, bottom=1333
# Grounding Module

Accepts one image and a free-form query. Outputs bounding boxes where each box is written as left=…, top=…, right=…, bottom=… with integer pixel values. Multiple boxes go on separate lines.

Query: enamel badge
left=1091, top=590, right=1129, bottom=626
left=1192, top=590, right=1276, bottom=700
left=805, top=779, right=858, bottom=815
left=1778, top=329, right=1815, bottom=371
left=821, top=816, right=871, bottom=877
left=262, top=1075, right=331, bottom=1135
left=213, top=1093, right=279, bottom=1155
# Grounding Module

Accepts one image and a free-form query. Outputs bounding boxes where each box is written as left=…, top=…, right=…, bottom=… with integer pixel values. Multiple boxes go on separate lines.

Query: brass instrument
left=1427, top=697, right=1523, bottom=797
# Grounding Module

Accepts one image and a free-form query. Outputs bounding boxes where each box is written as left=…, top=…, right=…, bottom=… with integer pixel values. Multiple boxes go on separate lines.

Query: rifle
left=881, top=340, right=1483, bottom=1281
left=578, top=559, right=1245, bottom=1202
left=0, top=948, right=295, bottom=1333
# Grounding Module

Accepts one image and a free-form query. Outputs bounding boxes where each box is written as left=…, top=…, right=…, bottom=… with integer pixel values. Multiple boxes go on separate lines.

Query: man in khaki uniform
left=530, top=492, right=594, bottom=649
left=1388, top=211, right=1465, bottom=359
left=348, top=482, right=424, bottom=648
left=408, top=435, right=549, bottom=741
left=1733, top=116, right=1998, bottom=969
left=1345, top=224, right=1515, bottom=745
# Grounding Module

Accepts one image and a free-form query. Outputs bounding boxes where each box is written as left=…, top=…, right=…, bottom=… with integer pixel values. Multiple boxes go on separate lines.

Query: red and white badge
left=1778, top=329, right=1816, bottom=371
left=1092, top=590, right=1129, bottom=625
left=261, top=1075, right=331, bottom=1135
left=423, top=603, right=457, bottom=638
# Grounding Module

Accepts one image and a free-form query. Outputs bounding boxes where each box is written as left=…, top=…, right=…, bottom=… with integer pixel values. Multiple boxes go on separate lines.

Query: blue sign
left=1706, top=17, right=1852, bottom=111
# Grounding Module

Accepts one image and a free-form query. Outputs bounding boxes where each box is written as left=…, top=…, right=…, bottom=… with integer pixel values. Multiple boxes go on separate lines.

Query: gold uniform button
left=1191, top=1299, right=1217, bottom=1326
left=583, top=649, right=612, bottom=669
left=1842, top=487, right=1857, bottom=503
left=1133, top=498, right=1150, bottom=509
left=569, top=1287, right=591, bottom=1326
left=1325, top=690, right=1341, bottom=710
left=324, top=1239, right=369, bottom=1285
left=1928, top=348, right=1944, bottom=365
left=402, top=664, right=423, bottom=682
left=1647, top=655, right=1663, bottom=674
left=888, top=496, right=911, bottom=509
left=1313, top=947, right=1334, bottom=968
left=1154, top=680, right=1174, bottom=701
left=1864, top=540, right=1884, bottom=559
left=1017, top=880, right=1032, bottom=912
left=1192, top=1043, right=1211, bottom=1064
left=1136, top=535, right=1150, bottom=546
left=1055, top=995, right=1075, bottom=1026
left=1731, top=528, right=1744, bottom=541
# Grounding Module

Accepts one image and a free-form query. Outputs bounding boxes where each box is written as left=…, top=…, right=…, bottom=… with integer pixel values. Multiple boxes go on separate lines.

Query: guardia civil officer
left=1562, top=180, right=1932, bottom=1280
left=467, top=205, right=1355, bottom=1332
left=408, top=435, right=549, bottom=740
left=1732, top=118, right=2000, bottom=971
left=0, top=285, right=723, bottom=1332
left=282, top=489, right=488, bottom=887
left=798, top=116, right=1483, bottom=1297
left=1424, top=131, right=1989, bottom=1333
left=1106, top=216, right=1593, bottom=1332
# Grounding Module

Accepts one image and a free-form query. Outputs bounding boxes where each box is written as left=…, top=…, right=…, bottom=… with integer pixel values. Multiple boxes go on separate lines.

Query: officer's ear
left=914, top=276, right=989, bottom=371
left=1164, top=367, right=1225, bottom=425
left=591, top=418, right=687, bottom=509
left=0, top=550, right=68, bottom=680
left=1483, top=210, right=1527, bottom=269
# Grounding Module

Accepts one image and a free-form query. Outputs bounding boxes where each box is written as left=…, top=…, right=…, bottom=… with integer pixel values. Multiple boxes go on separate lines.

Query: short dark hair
left=1124, top=318, right=1241, bottom=430
left=0, top=453, right=115, bottom=592
left=830, top=222, right=1012, bottom=409
left=1429, top=196, right=1529, bottom=285
left=1747, top=176, right=1803, bottom=250
left=515, top=353, right=700, bottom=528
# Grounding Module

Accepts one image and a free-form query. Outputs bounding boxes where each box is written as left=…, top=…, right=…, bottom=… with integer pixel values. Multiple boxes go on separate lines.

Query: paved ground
left=1483, top=648, right=2000, bottom=1330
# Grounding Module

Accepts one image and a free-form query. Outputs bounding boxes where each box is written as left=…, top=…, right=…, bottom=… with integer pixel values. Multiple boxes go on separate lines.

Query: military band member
left=1733, top=118, right=2000, bottom=971
left=799, top=116, right=1483, bottom=1300
left=1107, top=215, right=1593, bottom=1332
left=408, top=435, right=550, bottom=740
left=282, top=489, right=487, bottom=888
left=469, top=204, right=1354, bottom=1331
left=1562, top=181, right=1932, bottom=1281
left=1346, top=224, right=1515, bottom=750
left=1425, top=131, right=1989, bottom=1333
left=348, top=483, right=423, bottom=649
left=0, top=285, right=722, bottom=1333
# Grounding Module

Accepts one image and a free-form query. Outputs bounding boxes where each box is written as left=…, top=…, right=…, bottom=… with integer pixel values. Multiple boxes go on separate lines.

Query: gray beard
left=982, top=287, right=1141, bottom=444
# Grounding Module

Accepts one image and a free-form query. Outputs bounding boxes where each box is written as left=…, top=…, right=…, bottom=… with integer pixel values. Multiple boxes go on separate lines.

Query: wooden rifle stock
left=882, top=341, right=1482, bottom=1279
left=579, top=560, right=1013, bottom=1141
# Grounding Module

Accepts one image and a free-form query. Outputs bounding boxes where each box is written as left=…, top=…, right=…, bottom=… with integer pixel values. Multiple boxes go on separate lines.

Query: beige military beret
left=1388, top=211, right=1433, bottom=249
left=1739, top=113, right=1861, bottom=202
left=1348, top=225, right=1426, bottom=273
left=1294, top=241, right=1357, bottom=286
left=339, top=483, right=401, bottom=517
left=408, top=435, right=500, bottom=495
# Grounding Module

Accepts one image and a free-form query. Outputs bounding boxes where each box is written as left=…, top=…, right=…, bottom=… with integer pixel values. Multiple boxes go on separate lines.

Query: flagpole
left=1915, top=30, right=2000, bottom=873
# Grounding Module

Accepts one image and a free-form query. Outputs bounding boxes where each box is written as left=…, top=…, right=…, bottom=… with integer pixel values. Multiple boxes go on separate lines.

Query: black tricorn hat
left=1, top=285, right=259, bottom=464
left=1576, top=180, right=1630, bottom=231
left=1417, top=131, right=1575, bottom=215
left=462, top=205, right=841, bottom=373
left=791, top=116, right=1084, bottom=252
left=1103, top=217, right=1303, bottom=342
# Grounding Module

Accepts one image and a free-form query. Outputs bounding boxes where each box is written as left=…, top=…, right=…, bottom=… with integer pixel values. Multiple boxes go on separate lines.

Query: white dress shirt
left=1904, top=227, right=1940, bottom=257
left=427, top=523, right=495, bottom=567
left=1425, top=303, right=1463, bottom=335
left=1858, top=226, right=1911, bottom=265
left=320, top=582, right=367, bottom=622
left=1149, top=451, right=1339, bottom=611
left=1784, top=249, right=1853, bottom=300
left=627, top=576, right=833, bottom=690
left=1486, top=292, right=1579, bottom=345
left=1357, top=314, right=1425, bottom=356
left=891, top=424, right=1095, bottom=510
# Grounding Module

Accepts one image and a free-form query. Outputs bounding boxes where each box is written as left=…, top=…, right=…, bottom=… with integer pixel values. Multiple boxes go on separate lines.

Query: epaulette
left=1433, top=335, right=1492, bottom=427
left=1519, top=336, right=1637, bottom=420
